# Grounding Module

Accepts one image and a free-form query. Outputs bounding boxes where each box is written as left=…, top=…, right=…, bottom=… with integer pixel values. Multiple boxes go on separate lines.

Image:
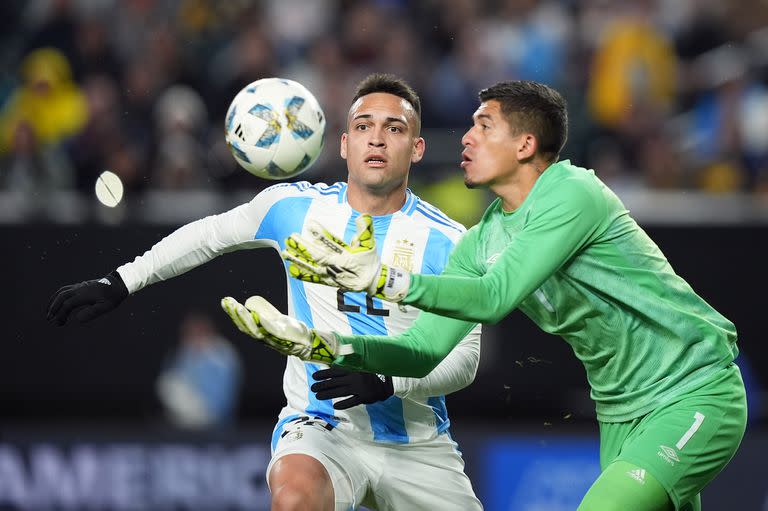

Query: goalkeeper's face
left=461, top=100, right=532, bottom=189
left=342, top=92, right=425, bottom=194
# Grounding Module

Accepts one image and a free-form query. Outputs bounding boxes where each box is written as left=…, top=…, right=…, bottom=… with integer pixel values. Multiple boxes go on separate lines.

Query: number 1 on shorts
left=676, top=411, right=705, bottom=450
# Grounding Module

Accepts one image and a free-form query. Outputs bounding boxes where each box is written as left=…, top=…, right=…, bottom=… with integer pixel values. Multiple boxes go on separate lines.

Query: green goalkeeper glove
left=282, top=215, right=411, bottom=302
left=220, top=296, right=351, bottom=363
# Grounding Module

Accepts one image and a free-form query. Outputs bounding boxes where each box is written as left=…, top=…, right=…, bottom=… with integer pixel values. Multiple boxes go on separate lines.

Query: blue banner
left=478, top=436, right=601, bottom=511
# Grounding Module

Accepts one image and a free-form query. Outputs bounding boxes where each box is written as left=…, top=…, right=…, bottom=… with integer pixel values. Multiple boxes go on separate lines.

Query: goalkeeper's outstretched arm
left=285, top=181, right=604, bottom=325
left=336, top=310, right=477, bottom=378
left=219, top=293, right=475, bottom=379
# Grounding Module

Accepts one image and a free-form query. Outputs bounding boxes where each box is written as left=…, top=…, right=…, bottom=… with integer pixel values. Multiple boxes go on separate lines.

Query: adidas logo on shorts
left=627, top=468, right=646, bottom=484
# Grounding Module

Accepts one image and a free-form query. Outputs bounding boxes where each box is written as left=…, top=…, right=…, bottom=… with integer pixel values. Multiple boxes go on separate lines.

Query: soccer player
left=229, top=81, right=747, bottom=511
left=47, top=74, right=483, bottom=511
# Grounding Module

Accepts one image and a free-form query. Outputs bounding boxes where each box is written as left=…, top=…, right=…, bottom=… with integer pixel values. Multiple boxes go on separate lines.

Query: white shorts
left=267, top=414, right=483, bottom=511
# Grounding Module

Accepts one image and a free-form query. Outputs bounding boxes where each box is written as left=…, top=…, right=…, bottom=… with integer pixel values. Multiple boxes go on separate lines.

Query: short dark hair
left=479, top=81, right=568, bottom=161
left=352, top=73, right=421, bottom=119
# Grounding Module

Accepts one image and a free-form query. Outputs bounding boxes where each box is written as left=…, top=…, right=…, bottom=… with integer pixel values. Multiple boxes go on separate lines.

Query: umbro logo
left=627, top=468, right=646, bottom=484
left=658, top=445, right=679, bottom=465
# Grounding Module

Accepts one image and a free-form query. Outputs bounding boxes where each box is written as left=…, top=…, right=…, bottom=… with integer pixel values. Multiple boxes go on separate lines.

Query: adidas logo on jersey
left=657, top=445, right=680, bottom=465
left=627, top=468, right=646, bottom=484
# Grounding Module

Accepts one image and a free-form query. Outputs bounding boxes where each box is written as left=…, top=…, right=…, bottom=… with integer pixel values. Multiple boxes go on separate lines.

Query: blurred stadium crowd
left=2, top=0, right=768, bottom=210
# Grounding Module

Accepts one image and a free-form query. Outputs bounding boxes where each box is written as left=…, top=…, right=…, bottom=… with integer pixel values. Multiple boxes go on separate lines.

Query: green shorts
left=598, top=364, right=747, bottom=509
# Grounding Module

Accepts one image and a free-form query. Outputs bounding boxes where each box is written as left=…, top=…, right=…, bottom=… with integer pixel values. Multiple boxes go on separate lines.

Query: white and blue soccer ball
left=224, top=78, right=326, bottom=180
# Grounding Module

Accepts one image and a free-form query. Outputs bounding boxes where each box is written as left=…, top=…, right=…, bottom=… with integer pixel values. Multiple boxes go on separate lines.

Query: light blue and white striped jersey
left=251, top=182, right=480, bottom=444
left=117, top=180, right=481, bottom=444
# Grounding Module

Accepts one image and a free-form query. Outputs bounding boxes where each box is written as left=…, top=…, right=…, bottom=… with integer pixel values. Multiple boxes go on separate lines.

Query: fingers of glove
left=46, top=284, right=77, bottom=321
left=243, top=295, right=280, bottom=316
left=282, top=249, right=327, bottom=280
left=333, top=395, right=364, bottom=410
left=220, top=297, right=265, bottom=339
left=314, top=384, right=354, bottom=401
left=307, top=331, right=339, bottom=364
left=284, top=234, right=324, bottom=265
left=51, top=289, right=94, bottom=325
left=310, top=374, right=355, bottom=394
left=246, top=295, right=306, bottom=336
left=288, top=233, right=344, bottom=269
left=73, top=301, right=114, bottom=323
left=282, top=245, right=319, bottom=271
left=350, top=215, right=375, bottom=251
left=306, top=221, right=349, bottom=252
left=288, top=264, right=330, bottom=285
left=312, top=367, right=352, bottom=380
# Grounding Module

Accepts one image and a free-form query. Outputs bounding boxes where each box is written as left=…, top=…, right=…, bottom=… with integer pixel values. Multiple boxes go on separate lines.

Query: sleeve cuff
left=115, top=265, right=140, bottom=294
left=392, top=377, right=412, bottom=398
left=334, top=334, right=363, bottom=369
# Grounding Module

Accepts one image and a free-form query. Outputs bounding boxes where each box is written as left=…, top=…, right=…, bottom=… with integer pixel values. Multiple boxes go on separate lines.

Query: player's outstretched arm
left=220, top=296, right=352, bottom=364
left=282, top=215, right=411, bottom=302
left=46, top=187, right=293, bottom=326
left=47, top=271, right=129, bottom=325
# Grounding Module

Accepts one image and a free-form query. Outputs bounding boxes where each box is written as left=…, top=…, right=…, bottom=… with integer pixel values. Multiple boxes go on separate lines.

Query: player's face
left=460, top=100, right=528, bottom=188
left=342, top=92, right=424, bottom=193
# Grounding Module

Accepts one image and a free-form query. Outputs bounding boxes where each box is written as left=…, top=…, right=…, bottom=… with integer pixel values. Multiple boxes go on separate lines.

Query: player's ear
left=411, top=137, right=425, bottom=164
left=340, top=132, right=348, bottom=160
left=517, top=133, right=537, bottom=161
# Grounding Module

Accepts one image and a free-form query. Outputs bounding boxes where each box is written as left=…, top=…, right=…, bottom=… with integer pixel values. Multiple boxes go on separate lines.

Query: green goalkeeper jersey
left=337, top=160, right=738, bottom=422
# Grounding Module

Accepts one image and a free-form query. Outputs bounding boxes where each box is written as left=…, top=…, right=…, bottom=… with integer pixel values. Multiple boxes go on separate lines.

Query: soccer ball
left=224, top=78, right=326, bottom=180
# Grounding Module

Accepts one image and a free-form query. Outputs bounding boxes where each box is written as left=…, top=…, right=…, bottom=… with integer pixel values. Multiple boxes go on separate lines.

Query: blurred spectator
left=0, top=47, right=87, bottom=155
left=69, top=74, right=123, bottom=191
left=264, top=0, right=334, bottom=62
left=208, top=20, right=278, bottom=116
left=156, top=312, right=242, bottom=430
left=680, top=44, right=768, bottom=191
left=426, top=24, right=496, bottom=127
left=71, top=13, right=122, bottom=80
left=414, top=0, right=481, bottom=58
left=151, top=85, right=211, bottom=189
left=0, top=120, right=75, bottom=197
left=587, top=3, right=677, bottom=129
left=22, top=0, right=78, bottom=63
left=339, top=1, right=387, bottom=67
left=480, top=0, right=573, bottom=86
left=584, top=1, right=679, bottom=186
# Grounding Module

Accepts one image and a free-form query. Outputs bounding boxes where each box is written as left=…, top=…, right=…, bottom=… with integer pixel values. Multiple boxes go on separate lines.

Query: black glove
left=47, top=271, right=129, bottom=325
left=311, top=367, right=394, bottom=410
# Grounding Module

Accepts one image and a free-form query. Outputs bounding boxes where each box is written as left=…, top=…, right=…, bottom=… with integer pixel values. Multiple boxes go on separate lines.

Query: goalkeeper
left=230, top=81, right=746, bottom=511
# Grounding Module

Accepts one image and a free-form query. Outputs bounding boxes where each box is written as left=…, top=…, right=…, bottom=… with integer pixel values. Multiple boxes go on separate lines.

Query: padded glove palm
left=221, top=296, right=346, bottom=364
left=283, top=214, right=410, bottom=302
